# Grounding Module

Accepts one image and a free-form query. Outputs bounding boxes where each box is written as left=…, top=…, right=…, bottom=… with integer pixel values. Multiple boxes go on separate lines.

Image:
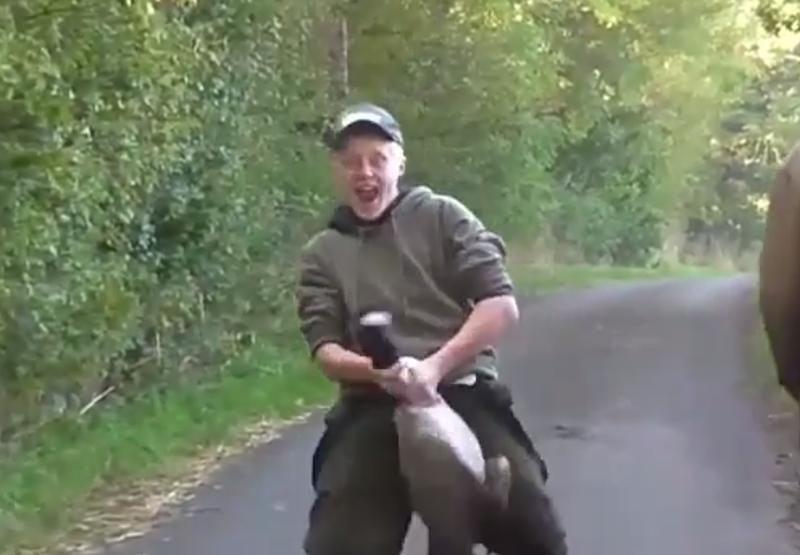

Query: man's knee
left=312, top=397, right=399, bottom=490
left=304, top=498, right=411, bottom=555
left=443, top=381, right=568, bottom=554
left=305, top=525, right=408, bottom=555
left=443, top=379, right=548, bottom=481
left=492, top=416, right=567, bottom=553
left=305, top=397, right=411, bottom=554
left=305, top=465, right=411, bottom=555
left=478, top=471, right=567, bottom=555
left=511, top=479, right=568, bottom=554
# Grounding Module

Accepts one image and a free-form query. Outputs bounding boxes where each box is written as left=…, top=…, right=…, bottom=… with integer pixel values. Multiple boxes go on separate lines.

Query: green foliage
left=337, top=0, right=760, bottom=259
left=509, top=262, right=734, bottom=294
left=2, top=0, right=797, bottom=548
left=1, top=0, right=205, bottom=428
left=688, top=26, right=800, bottom=253
left=757, top=0, right=800, bottom=34
left=536, top=0, right=759, bottom=263
left=0, top=338, right=333, bottom=554
left=0, top=0, right=334, bottom=433
left=0, top=0, right=789, bottom=439
left=342, top=0, right=566, bottom=232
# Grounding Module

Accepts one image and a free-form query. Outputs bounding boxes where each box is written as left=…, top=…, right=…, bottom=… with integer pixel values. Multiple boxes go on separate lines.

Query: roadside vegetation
left=2, top=0, right=799, bottom=552
left=0, top=263, right=719, bottom=555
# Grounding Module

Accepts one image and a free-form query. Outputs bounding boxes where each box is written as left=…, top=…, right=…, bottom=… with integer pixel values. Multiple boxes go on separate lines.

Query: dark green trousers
left=303, top=378, right=568, bottom=555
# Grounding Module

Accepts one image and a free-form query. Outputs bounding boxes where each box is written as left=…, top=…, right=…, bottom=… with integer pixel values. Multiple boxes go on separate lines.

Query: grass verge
left=743, top=301, right=800, bottom=544
left=746, top=317, right=796, bottom=413
left=0, top=261, right=732, bottom=554
left=748, top=324, right=779, bottom=398
left=0, top=338, right=335, bottom=555
left=509, top=262, right=735, bottom=294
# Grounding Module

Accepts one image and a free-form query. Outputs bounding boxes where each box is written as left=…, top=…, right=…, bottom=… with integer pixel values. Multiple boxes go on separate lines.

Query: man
left=295, top=102, right=567, bottom=554
left=760, top=142, right=800, bottom=412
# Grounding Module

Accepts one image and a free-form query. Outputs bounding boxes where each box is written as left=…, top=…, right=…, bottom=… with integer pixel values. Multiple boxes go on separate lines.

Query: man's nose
left=354, top=159, right=373, bottom=176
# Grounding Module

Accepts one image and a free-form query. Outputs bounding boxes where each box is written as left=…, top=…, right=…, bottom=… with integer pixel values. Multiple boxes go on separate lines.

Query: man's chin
left=352, top=201, right=384, bottom=221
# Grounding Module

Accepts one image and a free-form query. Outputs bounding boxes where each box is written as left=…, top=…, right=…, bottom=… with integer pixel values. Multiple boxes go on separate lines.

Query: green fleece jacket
left=295, top=185, right=514, bottom=393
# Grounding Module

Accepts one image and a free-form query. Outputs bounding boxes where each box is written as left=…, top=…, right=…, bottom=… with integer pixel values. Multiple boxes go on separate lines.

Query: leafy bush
left=0, top=0, right=784, bottom=433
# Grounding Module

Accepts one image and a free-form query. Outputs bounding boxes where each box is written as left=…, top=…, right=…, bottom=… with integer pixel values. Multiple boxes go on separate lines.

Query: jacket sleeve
left=440, top=195, right=514, bottom=304
left=295, top=240, right=346, bottom=357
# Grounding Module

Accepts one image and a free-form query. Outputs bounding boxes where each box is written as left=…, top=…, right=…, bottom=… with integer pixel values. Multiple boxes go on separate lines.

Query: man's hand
left=314, top=342, right=378, bottom=384
left=378, top=356, right=441, bottom=405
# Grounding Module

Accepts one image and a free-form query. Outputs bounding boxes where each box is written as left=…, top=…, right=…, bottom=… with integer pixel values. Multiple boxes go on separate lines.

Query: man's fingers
left=375, top=357, right=426, bottom=401
left=377, top=368, right=402, bottom=385
left=378, top=380, right=411, bottom=401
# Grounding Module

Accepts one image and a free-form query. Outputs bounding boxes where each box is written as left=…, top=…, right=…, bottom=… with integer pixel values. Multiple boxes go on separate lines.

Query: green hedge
left=0, top=0, right=782, bottom=433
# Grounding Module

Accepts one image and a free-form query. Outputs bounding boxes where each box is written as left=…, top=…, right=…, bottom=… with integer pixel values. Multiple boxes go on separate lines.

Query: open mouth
left=355, top=187, right=379, bottom=204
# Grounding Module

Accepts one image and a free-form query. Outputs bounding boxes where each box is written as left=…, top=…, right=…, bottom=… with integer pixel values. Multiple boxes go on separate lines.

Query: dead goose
left=358, top=311, right=512, bottom=553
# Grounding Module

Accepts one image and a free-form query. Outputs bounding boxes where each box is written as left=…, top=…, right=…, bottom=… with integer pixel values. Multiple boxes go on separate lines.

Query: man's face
left=330, top=133, right=406, bottom=221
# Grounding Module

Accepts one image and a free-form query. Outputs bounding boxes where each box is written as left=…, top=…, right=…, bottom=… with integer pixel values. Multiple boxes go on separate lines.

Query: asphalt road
left=100, top=275, right=797, bottom=555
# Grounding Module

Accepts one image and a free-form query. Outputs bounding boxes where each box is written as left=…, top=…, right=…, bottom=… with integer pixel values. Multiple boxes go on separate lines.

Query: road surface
left=100, top=275, right=797, bottom=554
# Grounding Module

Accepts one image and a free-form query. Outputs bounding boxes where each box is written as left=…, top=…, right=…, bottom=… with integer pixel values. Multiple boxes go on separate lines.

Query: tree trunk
left=329, top=15, right=349, bottom=101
